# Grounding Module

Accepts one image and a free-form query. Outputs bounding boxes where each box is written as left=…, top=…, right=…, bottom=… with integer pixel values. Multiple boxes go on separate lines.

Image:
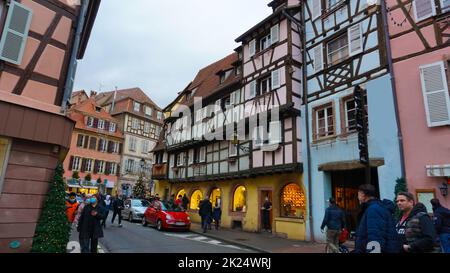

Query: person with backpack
left=354, top=184, right=401, bottom=253
left=321, top=197, right=346, bottom=253
left=430, top=198, right=450, bottom=253
left=395, top=192, right=438, bottom=253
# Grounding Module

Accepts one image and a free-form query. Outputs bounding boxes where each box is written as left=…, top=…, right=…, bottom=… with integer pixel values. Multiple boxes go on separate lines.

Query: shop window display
left=281, top=183, right=305, bottom=218
left=233, top=186, right=247, bottom=212
left=190, top=190, right=203, bottom=210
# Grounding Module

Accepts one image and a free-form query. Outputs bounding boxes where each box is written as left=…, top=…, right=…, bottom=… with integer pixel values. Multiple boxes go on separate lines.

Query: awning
left=318, top=158, right=385, bottom=172
left=426, top=164, right=450, bottom=177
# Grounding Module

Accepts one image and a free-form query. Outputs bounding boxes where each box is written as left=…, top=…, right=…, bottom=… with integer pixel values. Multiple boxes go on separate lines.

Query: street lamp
left=230, top=122, right=250, bottom=153
left=439, top=182, right=448, bottom=197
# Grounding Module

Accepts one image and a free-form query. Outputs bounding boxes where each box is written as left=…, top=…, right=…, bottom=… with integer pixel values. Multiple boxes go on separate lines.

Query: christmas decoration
left=31, top=164, right=71, bottom=253
left=133, top=176, right=146, bottom=199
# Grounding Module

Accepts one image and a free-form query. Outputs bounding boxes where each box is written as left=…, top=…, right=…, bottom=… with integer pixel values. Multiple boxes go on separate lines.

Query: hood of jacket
left=381, top=199, right=396, bottom=214
left=410, top=203, right=428, bottom=216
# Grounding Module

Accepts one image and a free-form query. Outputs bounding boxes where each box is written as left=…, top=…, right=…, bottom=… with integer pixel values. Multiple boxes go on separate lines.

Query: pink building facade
left=386, top=0, right=450, bottom=208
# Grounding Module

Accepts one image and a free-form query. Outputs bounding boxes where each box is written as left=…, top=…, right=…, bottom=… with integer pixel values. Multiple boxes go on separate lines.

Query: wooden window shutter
left=269, top=121, right=282, bottom=144
left=188, top=149, right=194, bottom=165
left=77, top=134, right=83, bottom=147
left=312, top=0, right=322, bottom=20
left=249, top=39, right=256, bottom=57
left=69, top=156, right=74, bottom=171
left=105, top=162, right=110, bottom=175
left=93, top=118, right=99, bottom=128
left=163, top=152, right=167, bottom=163
left=348, top=23, right=363, bottom=56
left=169, top=154, right=174, bottom=167
left=81, top=158, right=86, bottom=172
left=249, top=81, right=257, bottom=99
left=98, top=139, right=103, bottom=151
left=116, top=164, right=121, bottom=176
left=230, top=91, right=235, bottom=105
left=419, top=61, right=450, bottom=127
left=313, top=44, right=323, bottom=73
left=270, top=24, right=279, bottom=45
left=0, top=1, right=32, bottom=65
left=271, top=69, right=281, bottom=89
left=413, top=0, right=436, bottom=22
left=93, top=160, right=99, bottom=174
left=83, top=136, right=89, bottom=149
left=119, top=143, right=123, bottom=154
left=89, top=137, right=97, bottom=150
left=107, top=141, right=113, bottom=153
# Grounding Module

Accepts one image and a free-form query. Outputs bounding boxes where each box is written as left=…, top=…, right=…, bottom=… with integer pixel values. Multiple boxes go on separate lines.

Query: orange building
left=64, top=92, right=123, bottom=196
left=0, top=0, right=100, bottom=252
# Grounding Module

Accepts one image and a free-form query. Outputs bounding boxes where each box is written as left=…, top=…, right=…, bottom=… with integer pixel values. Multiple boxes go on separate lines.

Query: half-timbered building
left=95, top=88, right=164, bottom=197
left=302, top=0, right=403, bottom=238
left=0, top=0, right=100, bottom=252
left=385, top=0, right=450, bottom=209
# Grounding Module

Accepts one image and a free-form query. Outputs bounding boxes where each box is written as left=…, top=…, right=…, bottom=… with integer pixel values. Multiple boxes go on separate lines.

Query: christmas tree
left=31, top=164, right=71, bottom=253
left=133, top=176, right=146, bottom=199
left=393, top=177, right=408, bottom=218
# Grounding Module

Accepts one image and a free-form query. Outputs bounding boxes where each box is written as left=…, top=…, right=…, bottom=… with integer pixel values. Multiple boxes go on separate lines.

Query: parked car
left=142, top=200, right=190, bottom=231
left=122, top=199, right=150, bottom=222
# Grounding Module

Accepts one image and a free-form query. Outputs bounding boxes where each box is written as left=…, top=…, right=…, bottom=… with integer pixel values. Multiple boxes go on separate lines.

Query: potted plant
left=84, top=173, right=92, bottom=184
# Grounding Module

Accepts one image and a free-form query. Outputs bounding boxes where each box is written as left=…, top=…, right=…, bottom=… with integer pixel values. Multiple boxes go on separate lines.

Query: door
left=260, top=190, right=273, bottom=231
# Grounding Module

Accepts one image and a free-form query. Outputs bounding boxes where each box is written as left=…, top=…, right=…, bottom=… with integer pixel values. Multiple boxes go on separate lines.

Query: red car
left=142, top=200, right=191, bottom=231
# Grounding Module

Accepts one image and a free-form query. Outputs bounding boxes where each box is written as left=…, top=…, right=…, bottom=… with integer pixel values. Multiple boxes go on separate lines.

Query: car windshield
left=132, top=200, right=150, bottom=207
left=160, top=202, right=184, bottom=212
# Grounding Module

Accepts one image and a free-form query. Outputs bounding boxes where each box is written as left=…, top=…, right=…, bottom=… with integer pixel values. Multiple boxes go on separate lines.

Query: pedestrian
left=261, top=196, right=272, bottom=232
left=66, top=192, right=79, bottom=225
left=101, top=195, right=112, bottom=228
left=111, top=195, right=124, bottom=227
left=321, top=197, right=346, bottom=253
left=395, top=192, right=438, bottom=253
left=212, top=198, right=222, bottom=230
left=175, top=195, right=183, bottom=209
left=182, top=194, right=189, bottom=210
left=354, top=184, right=401, bottom=253
left=77, top=195, right=105, bottom=253
left=168, top=194, right=176, bottom=209
left=155, top=193, right=160, bottom=201
left=430, top=198, right=450, bottom=253
left=74, top=195, right=89, bottom=227
left=199, top=196, right=213, bottom=233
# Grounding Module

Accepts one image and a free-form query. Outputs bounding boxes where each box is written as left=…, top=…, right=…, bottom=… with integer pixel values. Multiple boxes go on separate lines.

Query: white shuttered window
left=413, top=0, right=436, bottom=22
left=270, top=24, right=279, bottom=45
left=312, top=0, right=322, bottom=20
left=348, top=23, right=363, bottom=56
left=419, top=61, right=450, bottom=127
left=313, top=44, right=323, bottom=73
left=0, top=1, right=33, bottom=65
left=249, top=81, right=257, bottom=99
left=249, top=39, right=256, bottom=57
left=272, top=69, right=281, bottom=89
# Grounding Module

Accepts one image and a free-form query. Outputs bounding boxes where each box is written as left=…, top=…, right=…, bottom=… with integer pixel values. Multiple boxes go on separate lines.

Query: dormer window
left=145, top=106, right=152, bottom=117
left=134, top=102, right=141, bottom=112
left=95, top=106, right=101, bottom=113
left=260, top=33, right=272, bottom=51
left=220, top=69, right=233, bottom=84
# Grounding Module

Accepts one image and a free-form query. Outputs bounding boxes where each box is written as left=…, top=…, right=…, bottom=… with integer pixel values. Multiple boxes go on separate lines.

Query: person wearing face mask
left=66, top=192, right=79, bottom=224
left=77, top=195, right=105, bottom=253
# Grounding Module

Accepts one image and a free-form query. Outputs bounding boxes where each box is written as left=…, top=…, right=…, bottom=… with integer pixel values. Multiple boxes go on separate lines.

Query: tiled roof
left=178, top=53, right=241, bottom=107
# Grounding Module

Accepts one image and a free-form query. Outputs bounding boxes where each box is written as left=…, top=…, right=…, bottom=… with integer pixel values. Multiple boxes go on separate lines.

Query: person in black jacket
left=111, top=195, right=124, bottom=227
left=430, top=198, right=450, bottom=253
left=396, top=192, right=437, bottom=253
left=321, top=198, right=346, bottom=253
left=77, top=195, right=105, bottom=253
left=355, top=184, right=401, bottom=253
left=198, top=197, right=213, bottom=233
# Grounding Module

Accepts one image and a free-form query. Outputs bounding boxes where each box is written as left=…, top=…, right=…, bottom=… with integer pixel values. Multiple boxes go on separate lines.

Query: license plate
left=175, top=222, right=185, bottom=226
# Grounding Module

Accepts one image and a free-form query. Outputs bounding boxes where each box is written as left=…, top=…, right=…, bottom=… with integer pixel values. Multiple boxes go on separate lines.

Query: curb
left=190, top=228, right=271, bottom=253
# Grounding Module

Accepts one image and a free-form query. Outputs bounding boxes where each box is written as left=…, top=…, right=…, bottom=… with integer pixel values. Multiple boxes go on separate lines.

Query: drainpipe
left=380, top=0, right=406, bottom=178
left=61, top=0, right=91, bottom=112
left=282, top=8, right=315, bottom=242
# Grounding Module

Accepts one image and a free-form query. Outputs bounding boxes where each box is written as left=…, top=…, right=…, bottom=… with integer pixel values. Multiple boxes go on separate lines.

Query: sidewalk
left=190, top=223, right=333, bottom=253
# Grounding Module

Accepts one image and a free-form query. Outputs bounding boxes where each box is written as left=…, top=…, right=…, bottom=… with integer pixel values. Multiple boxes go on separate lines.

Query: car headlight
left=166, top=214, right=173, bottom=220
left=187, top=216, right=190, bottom=221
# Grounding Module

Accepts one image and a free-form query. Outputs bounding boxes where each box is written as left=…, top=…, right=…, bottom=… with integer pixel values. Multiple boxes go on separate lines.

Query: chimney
left=90, top=90, right=97, bottom=97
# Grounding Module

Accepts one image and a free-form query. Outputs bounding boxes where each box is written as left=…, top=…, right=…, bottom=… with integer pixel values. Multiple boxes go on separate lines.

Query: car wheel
left=129, top=213, right=133, bottom=222
left=142, top=217, right=148, bottom=227
left=156, top=220, right=163, bottom=231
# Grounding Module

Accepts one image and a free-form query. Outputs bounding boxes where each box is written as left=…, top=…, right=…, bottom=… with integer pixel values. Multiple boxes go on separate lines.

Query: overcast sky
left=73, top=0, right=272, bottom=109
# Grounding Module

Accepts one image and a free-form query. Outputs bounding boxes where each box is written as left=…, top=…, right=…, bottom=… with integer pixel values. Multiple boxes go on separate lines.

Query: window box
left=260, top=143, right=280, bottom=152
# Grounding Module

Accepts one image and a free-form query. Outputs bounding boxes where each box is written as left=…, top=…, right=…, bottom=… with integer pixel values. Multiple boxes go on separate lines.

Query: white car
left=122, top=199, right=150, bottom=222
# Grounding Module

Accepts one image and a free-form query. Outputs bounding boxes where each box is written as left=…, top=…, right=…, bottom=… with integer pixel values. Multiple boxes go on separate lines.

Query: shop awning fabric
left=426, top=164, right=450, bottom=177
left=318, top=158, right=385, bottom=171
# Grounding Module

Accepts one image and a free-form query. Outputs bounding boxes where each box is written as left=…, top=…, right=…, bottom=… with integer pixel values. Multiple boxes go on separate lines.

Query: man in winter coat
left=77, top=195, right=105, bottom=253
left=321, top=197, right=346, bottom=253
left=355, top=184, right=402, bottom=253
left=199, top=196, right=213, bottom=233
left=430, top=198, right=450, bottom=253
left=396, top=192, right=437, bottom=253
left=182, top=194, right=189, bottom=210
left=111, top=195, right=124, bottom=227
